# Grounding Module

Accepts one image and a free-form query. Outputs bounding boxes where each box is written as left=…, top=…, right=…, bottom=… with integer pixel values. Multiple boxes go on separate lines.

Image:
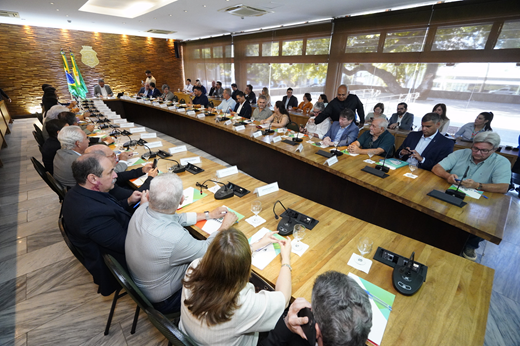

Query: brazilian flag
left=61, top=50, right=87, bottom=99
left=70, top=52, right=88, bottom=98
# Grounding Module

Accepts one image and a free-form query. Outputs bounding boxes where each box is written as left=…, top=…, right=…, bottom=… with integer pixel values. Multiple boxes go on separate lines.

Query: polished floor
left=0, top=118, right=519, bottom=346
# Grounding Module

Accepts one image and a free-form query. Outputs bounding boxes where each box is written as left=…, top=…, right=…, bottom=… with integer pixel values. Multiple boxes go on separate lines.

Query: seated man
left=211, top=88, right=236, bottom=114
left=260, top=271, right=372, bottom=346
left=348, top=117, right=395, bottom=157
left=245, top=84, right=256, bottom=104
left=125, top=173, right=238, bottom=313
left=42, top=104, right=69, bottom=140
left=208, top=80, right=216, bottom=96
left=282, top=88, right=298, bottom=110
left=62, top=153, right=144, bottom=295
left=188, top=86, right=209, bottom=108
left=397, top=112, right=454, bottom=171
left=184, top=79, right=193, bottom=92
left=388, top=102, right=414, bottom=130
left=213, top=81, right=224, bottom=98
left=94, top=78, right=113, bottom=98
left=148, top=82, right=162, bottom=98
left=300, top=102, right=330, bottom=139
left=252, top=95, right=273, bottom=121
left=432, top=132, right=511, bottom=261
left=42, top=119, right=67, bottom=174
left=137, top=83, right=150, bottom=97
left=232, top=91, right=252, bottom=119
left=58, top=111, right=95, bottom=135
left=160, top=84, right=175, bottom=102
left=231, top=83, right=240, bottom=101
left=53, top=126, right=89, bottom=188
left=321, top=109, right=359, bottom=147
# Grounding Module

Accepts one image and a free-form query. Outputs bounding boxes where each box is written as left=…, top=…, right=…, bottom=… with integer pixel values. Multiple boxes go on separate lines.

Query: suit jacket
left=245, top=91, right=256, bottom=104
left=389, top=112, right=414, bottom=130
left=53, top=149, right=81, bottom=188
left=282, top=95, right=298, bottom=109
left=62, top=185, right=133, bottom=296
left=259, top=313, right=308, bottom=346
left=231, top=89, right=240, bottom=101
left=234, top=100, right=252, bottom=119
left=323, top=121, right=360, bottom=147
left=397, top=131, right=455, bottom=171
left=94, top=84, right=113, bottom=97
left=146, top=88, right=162, bottom=98
left=41, top=137, right=61, bottom=175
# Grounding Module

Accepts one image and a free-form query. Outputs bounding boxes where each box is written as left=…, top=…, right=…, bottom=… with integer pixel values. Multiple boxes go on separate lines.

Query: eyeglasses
left=471, top=146, right=492, bottom=154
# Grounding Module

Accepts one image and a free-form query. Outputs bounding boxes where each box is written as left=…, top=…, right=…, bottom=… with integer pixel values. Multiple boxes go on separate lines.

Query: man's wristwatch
left=478, top=183, right=483, bottom=190
left=204, top=211, right=210, bottom=220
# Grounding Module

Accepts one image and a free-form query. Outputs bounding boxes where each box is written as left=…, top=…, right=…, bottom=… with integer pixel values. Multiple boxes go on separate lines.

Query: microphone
left=273, top=200, right=298, bottom=236
left=141, top=144, right=158, bottom=160
left=375, top=146, right=392, bottom=173
left=122, top=130, right=138, bottom=148
left=160, top=158, right=186, bottom=173
left=445, top=166, right=469, bottom=199
left=262, top=121, right=274, bottom=135
left=196, top=179, right=234, bottom=200
left=330, top=141, right=343, bottom=157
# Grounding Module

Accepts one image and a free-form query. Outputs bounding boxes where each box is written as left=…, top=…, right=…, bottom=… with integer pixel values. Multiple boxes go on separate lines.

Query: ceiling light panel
left=79, top=0, right=178, bottom=19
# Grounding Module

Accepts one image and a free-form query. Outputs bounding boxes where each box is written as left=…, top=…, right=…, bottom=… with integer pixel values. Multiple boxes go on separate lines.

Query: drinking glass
left=409, top=159, right=418, bottom=174
left=357, top=236, right=373, bottom=264
left=251, top=201, right=262, bottom=223
left=307, top=123, right=317, bottom=139
left=293, top=224, right=306, bottom=250
left=367, top=150, right=374, bottom=160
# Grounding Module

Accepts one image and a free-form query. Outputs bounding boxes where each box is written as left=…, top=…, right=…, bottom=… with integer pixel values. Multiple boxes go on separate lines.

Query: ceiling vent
left=219, top=4, right=272, bottom=17
left=0, top=10, right=20, bottom=18
left=146, top=29, right=176, bottom=35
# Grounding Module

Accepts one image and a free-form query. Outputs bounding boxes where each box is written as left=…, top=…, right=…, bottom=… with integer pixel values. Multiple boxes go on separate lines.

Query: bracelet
left=281, top=263, right=292, bottom=271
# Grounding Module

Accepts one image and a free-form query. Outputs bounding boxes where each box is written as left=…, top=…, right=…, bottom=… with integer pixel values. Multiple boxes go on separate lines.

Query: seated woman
left=160, top=84, right=175, bottom=102
left=180, top=228, right=292, bottom=346
left=262, top=87, right=271, bottom=107
left=455, top=111, right=493, bottom=141
left=365, top=103, right=387, bottom=123
left=318, top=94, right=328, bottom=108
left=433, top=103, right=450, bottom=135
left=297, top=93, right=313, bottom=114
left=261, top=101, right=291, bottom=128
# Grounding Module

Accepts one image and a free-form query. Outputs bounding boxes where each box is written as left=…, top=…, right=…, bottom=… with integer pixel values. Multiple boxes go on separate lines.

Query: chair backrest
left=173, top=95, right=179, bottom=102
left=46, top=172, right=67, bottom=201
left=286, top=121, right=300, bottom=133
left=145, top=308, right=198, bottom=346
left=31, top=156, right=52, bottom=185
left=249, top=272, right=275, bottom=293
left=33, top=127, right=45, bottom=147
left=32, top=131, right=43, bottom=152
left=37, top=113, right=44, bottom=125
left=179, top=98, right=186, bottom=104
left=58, top=216, right=85, bottom=263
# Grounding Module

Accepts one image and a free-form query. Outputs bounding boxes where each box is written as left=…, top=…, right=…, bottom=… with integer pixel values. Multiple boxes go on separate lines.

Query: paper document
left=195, top=206, right=245, bottom=234
left=448, top=185, right=483, bottom=199
left=249, top=228, right=283, bottom=270
left=177, top=187, right=207, bottom=209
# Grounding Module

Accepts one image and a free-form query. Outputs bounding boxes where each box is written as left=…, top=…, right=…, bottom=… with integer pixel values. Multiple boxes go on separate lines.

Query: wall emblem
left=79, top=46, right=99, bottom=68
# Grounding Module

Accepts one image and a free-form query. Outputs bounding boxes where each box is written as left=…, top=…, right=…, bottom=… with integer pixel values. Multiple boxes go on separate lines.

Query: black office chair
left=33, top=127, right=45, bottom=147
left=172, top=95, right=179, bottom=102
left=46, top=172, right=67, bottom=202
left=32, top=131, right=43, bottom=152
left=179, top=98, right=186, bottom=104
left=145, top=308, right=197, bottom=346
left=30, top=157, right=61, bottom=197
left=37, top=113, right=44, bottom=125
left=286, top=121, right=300, bottom=133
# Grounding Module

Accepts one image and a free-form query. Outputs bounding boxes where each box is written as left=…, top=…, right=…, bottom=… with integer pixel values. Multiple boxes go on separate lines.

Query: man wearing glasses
left=432, top=131, right=511, bottom=260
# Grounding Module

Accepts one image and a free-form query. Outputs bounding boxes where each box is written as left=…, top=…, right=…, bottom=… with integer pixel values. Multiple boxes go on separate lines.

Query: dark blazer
left=282, top=95, right=298, bottom=109
left=323, top=121, right=360, bottom=147
left=146, top=88, right=162, bottom=98
left=62, top=185, right=133, bottom=296
left=231, top=89, right=240, bottom=101
left=93, top=84, right=113, bottom=97
left=234, top=100, right=252, bottom=119
left=259, top=313, right=308, bottom=346
left=397, top=131, right=455, bottom=171
left=41, top=137, right=61, bottom=174
left=389, top=112, right=414, bottom=130
left=245, top=91, right=256, bottom=104
left=112, top=167, right=153, bottom=200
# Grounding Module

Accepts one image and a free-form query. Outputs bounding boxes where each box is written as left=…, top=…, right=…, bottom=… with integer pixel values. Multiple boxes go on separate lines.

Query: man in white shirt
left=93, top=79, right=113, bottom=98
left=143, top=70, right=156, bottom=87
left=184, top=79, right=193, bottom=92
left=211, top=88, right=236, bottom=113
left=301, top=102, right=330, bottom=139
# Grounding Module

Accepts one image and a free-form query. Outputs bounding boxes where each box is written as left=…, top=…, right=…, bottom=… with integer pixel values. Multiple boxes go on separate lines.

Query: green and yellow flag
left=70, top=52, right=88, bottom=97
left=61, top=50, right=87, bottom=99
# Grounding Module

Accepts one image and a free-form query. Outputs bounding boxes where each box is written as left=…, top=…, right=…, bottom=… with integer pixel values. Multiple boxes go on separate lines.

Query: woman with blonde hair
left=262, top=87, right=271, bottom=107
left=180, top=228, right=292, bottom=346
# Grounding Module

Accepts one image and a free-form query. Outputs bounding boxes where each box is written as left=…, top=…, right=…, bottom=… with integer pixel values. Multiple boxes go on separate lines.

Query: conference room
left=0, top=0, right=519, bottom=345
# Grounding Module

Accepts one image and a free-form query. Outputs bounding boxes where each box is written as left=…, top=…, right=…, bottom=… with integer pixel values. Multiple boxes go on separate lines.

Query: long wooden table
left=104, top=122, right=493, bottom=346
left=104, top=99, right=511, bottom=254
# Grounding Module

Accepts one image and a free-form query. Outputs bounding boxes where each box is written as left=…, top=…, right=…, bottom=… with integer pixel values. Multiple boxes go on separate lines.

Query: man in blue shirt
left=321, top=109, right=359, bottom=147
left=188, top=86, right=209, bottom=108
left=210, top=88, right=236, bottom=113
left=348, top=117, right=395, bottom=157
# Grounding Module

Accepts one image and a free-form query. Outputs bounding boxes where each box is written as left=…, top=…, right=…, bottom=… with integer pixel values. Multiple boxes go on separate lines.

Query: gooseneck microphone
left=375, top=145, right=392, bottom=173
left=196, top=179, right=234, bottom=200
left=263, top=121, right=275, bottom=135
left=446, top=166, right=469, bottom=199
left=330, top=141, right=343, bottom=157
left=122, top=130, right=138, bottom=148
left=141, top=144, right=158, bottom=160
left=160, top=158, right=186, bottom=173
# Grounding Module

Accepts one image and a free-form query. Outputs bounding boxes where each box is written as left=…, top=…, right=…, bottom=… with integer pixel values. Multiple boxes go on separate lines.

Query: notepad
left=177, top=187, right=207, bottom=209
left=195, top=206, right=245, bottom=235
left=248, top=228, right=285, bottom=270
left=376, top=158, right=409, bottom=170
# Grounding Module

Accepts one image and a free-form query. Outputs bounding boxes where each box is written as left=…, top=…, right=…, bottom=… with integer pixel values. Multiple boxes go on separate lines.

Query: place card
left=187, top=110, right=196, bottom=116
left=252, top=131, right=263, bottom=138
left=113, top=119, right=127, bottom=123
left=325, top=155, right=338, bottom=166
left=153, top=102, right=160, bottom=106
left=177, top=108, right=186, bottom=112
left=137, top=99, right=145, bottom=103
left=144, top=100, right=152, bottom=104
left=253, top=182, right=279, bottom=197
left=197, top=114, right=205, bottom=119
left=180, top=157, right=201, bottom=165
left=145, top=141, right=163, bottom=149
left=120, top=123, right=134, bottom=128
left=272, top=136, right=282, bottom=143
left=277, top=128, right=287, bottom=134
left=140, top=133, right=157, bottom=139
left=169, top=145, right=188, bottom=154
left=234, top=125, right=246, bottom=131
left=296, top=143, right=303, bottom=152
left=216, top=166, right=239, bottom=178
left=107, top=114, right=121, bottom=119
left=363, top=159, right=376, bottom=164
left=130, top=127, right=146, bottom=133
left=161, top=104, right=168, bottom=108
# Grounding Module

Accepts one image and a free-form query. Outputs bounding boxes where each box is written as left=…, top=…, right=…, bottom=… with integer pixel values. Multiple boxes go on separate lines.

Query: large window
left=306, top=37, right=331, bottom=55
left=346, top=33, right=380, bottom=53
left=383, top=29, right=427, bottom=53
left=495, top=20, right=520, bottom=49
left=282, top=40, right=303, bottom=56
left=432, top=24, right=493, bottom=51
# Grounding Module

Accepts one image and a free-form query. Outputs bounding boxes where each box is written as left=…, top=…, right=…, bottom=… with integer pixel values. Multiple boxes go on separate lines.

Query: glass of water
left=293, top=224, right=306, bottom=250
left=409, top=158, right=418, bottom=174
left=251, top=201, right=262, bottom=223
left=357, top=236, right=373, bottom=263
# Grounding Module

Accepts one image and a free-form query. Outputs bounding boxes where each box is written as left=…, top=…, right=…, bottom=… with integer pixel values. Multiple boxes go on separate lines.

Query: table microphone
left=141, top=144, right=158, bottom=160
left=160, top=158, right=186, bottom=173
left=273, top=200, right=297, bottom=236
left=262, top=121, right=275, bottom=135
left=445, top=166, right=469, bottom=199
left=330, top=141, right=343, bottom=157
left=122, top=131, right=138, bottom=148
left=375, top=146, right=392, bottom=173
left=196, top=179, right=234, bottom=200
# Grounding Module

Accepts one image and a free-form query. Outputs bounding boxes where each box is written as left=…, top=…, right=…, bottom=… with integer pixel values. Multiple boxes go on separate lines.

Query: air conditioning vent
left=0, top=10, right=20, bottom=18
left=146, top=29, right=176, bottom=35
left=219, top=4, right=272, bottom=17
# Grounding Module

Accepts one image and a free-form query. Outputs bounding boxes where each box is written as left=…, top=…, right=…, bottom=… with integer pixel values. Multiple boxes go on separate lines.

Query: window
left=306, top=37, right=331, bottom=55
left=495, top=21, right=520, bottom=49
left=262, top=42, right=279, bottom=56
left=213, top=46, right=223, bottom=58
left=202, top=48, right=211, bottom=59
left=245, top=44, right=259, bottom=56
left=346, top=33, right=380, bottom=53
left=282, top=40, right=303, bottom=56
left=383, top=29, right=427, bottom=53
left=432, top=24, right=493, bottom=51
left=225, top=44, right=234, bottom=58
left=193, top=49, right=200, bottom=59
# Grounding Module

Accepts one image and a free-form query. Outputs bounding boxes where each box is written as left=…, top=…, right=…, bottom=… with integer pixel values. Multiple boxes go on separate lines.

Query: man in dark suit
left=397, top=112, right=454, bottom=171
left=148, top=82, right=162, bottom=98
left=231, top=83, right=240, bottom=101
left=282, top=88, right=298, bottom=110
left=389, top=102, right=414, bottom=130
left=232, top=91, right=252, bottom=119
left=41, top=119, right=66, bottom=174
left=62, top=153, right=145, bottom=295
left=244, top=84, right=256, bottom=104
left=188, top=86, right=209, bottom=108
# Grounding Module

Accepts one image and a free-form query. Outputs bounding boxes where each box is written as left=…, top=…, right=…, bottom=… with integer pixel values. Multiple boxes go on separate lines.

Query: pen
left=365, top=290, right=393, bottom=311
left=482, top=195, right=488, bottom=199
left=133, top=201, right=141, bottom=209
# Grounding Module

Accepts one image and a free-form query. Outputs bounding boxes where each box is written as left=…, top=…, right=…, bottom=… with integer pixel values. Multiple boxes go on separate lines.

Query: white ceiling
left=0, top=0, right=447, bottom=40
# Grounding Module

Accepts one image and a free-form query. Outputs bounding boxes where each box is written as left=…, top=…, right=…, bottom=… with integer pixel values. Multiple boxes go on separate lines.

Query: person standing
left=312, top=85, right=365, bottom=126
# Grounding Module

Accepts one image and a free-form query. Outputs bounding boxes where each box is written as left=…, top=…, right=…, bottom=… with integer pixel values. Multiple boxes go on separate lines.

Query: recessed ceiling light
left=56, top=9, right=59, bottom=11
left=139, top=20, right=142, bottom=22
left=66, top=15, right=69, bottom=17
left=184, top=10, right=188, bottom=12
left=203, top=5, right=207, bottom=7
left=169, top=14, right=172, bottom=16
left=50, top=2, right=54, bottom=4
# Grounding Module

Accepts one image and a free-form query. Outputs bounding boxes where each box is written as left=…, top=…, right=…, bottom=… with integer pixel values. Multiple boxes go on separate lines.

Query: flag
left=70, top=52, right=88, bottom=98
left=61, top=50, right=80, bottom=97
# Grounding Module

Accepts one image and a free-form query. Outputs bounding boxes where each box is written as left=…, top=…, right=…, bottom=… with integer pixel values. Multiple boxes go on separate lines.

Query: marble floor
left=0, top=118, right=519, bottom=346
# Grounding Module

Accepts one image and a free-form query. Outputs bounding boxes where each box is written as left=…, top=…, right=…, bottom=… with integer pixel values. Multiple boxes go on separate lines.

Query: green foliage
left=245, top=44, right=259, bottom=56
left=432, top=24, right=492, bottom=51
left=306, top=38, right=330, bottom=55
left=282, top=40, right=303, bottom=56
left=346, top=34, right=380, bottom=53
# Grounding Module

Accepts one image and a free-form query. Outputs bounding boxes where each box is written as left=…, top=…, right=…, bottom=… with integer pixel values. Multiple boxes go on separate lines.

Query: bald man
left=312, top=85, right=365, bottom=126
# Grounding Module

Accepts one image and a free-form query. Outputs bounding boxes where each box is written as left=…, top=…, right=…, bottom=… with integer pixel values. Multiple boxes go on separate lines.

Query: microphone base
left=445, top=189, right=466, bottom=200
left=277, top=217, right=296, bottom=236
left=215, top=187, right=234, bottom=200
left=262, top=129, right=275, bottom=135
left=171, top=165, right=186, bottom=173
left=375, top=165, right=390, bottom=173
left=123, top=140, right=138, bottom=148
left=362, top=165, right=389, bottom=178
left=292, top=138, right=303, bottom=143
left=427, top=190, right=467, bottom=207
left=277, top=209, right=319, bottom=236
left=330, top=149, right=343, bottom=157
left=141, top=151, right=158, bottom=160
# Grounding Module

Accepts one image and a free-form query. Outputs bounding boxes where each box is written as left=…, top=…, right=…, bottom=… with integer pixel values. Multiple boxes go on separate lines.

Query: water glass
left=293, top=224, right=306, bottom=250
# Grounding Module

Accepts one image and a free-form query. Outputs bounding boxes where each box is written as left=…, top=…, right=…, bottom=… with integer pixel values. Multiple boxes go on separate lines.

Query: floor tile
left=26, top=228, right=62, bottom=253
left=485, top=290, right=520, bottom=346
left=0, top=237, right=27, bottom=262
left=0, top=276, right=27, bottom=310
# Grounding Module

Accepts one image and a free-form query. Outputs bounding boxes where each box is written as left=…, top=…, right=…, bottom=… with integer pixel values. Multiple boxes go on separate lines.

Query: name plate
left=296, top=143, right=303, bottom=152
left=169, top=145, right=188, bottom=154
left=180, top=157, right=201, bottom=165
left=272, top=136, right=282, bottom=143
left=187, top=111, right=196, bottom=116
left=254, top=182, right=279, bottom=197
left=325, top=155, right=338, bottom=166
left=144, top=100, right=152, bottom=104
left=146, top=141, right=163, bottom=149
left=224, top=120, right=232, bottom=126
left=113, top=119, right=127, bottom=123
left=252, top=131, right=262, bottom=138
left=197, top=114, right=205, bottom=119
left=168, top=106, right=177, bottom=110
left=177, top=108, right=186, bottom=112
left=277, top=128, right=287, bottom=134
left=153, top=102, right=160, bottom=106
left=216, top=166, right=239, bottom=178
left=160, top=104, right=168, bottom=108
left=137, top=99, right=145, bottom=103
left=120, top=123, right=134, bottom=128
left=140, top=133, right=157, bottom=139
left=234, top=125, right=246, bottom=131
left=130, top=127, right=146, bottom=133
left=107, top=114, right=121, bottom=119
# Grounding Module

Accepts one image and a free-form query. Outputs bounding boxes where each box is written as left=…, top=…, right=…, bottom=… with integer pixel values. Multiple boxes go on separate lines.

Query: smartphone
left=152, top=158, right=158, bottom=169
left=297, top=307, right=316, bottom=345
left=454, top=178, right=461, bottom=182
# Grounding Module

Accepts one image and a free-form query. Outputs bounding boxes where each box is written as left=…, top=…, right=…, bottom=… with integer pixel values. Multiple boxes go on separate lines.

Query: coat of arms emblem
left=79, top=46, right=99, bottom=68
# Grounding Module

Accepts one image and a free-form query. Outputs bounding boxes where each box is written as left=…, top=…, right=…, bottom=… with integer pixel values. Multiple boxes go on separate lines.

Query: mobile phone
left=152, top=158, right=158, bottom=169
left=454, top=178, right=461, bottom=182
left=297, top=307, right=316, bottom=345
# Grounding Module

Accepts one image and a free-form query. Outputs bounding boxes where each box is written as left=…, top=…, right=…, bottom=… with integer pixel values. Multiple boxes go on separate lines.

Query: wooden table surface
left=103, top=99, right=511, bottom=253
left=100, top=122, right=493, bottom=346
left=173, top=91, right=223, bottom=107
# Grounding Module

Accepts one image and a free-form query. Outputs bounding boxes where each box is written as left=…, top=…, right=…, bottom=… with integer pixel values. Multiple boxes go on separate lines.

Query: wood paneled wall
left=0, top=24, right=184, bottom=117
